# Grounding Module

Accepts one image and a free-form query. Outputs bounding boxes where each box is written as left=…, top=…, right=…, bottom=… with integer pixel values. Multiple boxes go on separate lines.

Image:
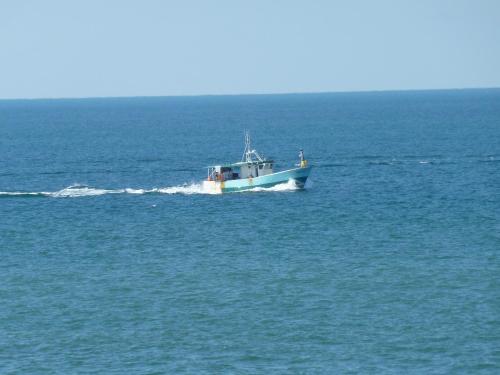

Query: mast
left=242, top=131, right=251, bottom=162
left=241, top=131, right=263, bottom=163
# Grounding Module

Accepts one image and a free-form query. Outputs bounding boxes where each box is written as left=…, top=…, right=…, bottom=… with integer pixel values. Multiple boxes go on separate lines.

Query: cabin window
left=258, top=164, right=263, bottom=170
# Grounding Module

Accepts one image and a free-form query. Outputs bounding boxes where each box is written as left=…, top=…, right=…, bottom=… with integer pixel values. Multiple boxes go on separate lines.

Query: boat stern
left=202, top=180, right=223, bottom=194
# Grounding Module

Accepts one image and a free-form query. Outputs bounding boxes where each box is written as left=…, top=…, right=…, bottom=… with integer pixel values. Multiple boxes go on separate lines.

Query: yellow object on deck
left=300, top=160, right=308, bottom=168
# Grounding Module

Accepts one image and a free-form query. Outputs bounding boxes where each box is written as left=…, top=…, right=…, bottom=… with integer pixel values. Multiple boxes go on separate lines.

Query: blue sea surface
left=1, top=89, right=499, bottom=373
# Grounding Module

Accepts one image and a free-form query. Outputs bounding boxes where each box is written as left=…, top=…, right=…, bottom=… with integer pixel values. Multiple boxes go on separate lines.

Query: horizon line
left=1, top=86, right=499, bottom=102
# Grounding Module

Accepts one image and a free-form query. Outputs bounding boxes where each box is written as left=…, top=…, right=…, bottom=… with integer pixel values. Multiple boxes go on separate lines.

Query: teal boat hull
left=204, top=166, right=312, bottom=193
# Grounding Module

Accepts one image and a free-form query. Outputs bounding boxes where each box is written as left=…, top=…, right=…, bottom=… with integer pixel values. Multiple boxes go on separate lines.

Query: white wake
left=242, top=179, right=301, bottom=193
left=0, top=183, right=216, bottom=198
left=0, top=180, right=304, bottom=198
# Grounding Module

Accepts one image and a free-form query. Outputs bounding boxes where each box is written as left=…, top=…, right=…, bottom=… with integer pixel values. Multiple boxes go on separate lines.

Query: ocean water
left=1, top=89, right=499, bottom=373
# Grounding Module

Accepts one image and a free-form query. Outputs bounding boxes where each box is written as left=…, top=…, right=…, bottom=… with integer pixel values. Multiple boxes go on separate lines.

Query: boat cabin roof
left=207, top=160, right=274, bottom=169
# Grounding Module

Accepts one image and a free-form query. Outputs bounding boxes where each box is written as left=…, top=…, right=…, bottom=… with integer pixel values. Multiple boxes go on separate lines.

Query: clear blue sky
left=1, top=0, right=499, bottom=99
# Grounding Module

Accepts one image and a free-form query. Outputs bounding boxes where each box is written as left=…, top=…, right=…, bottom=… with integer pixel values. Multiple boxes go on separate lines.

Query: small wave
left=156, top=184, right=210, bottom=195
left=39, top=171, right=68, bottom=176
left=478, top=157, right=500, bottom=163
left=352, top=155, right=384, bottom=160
left=318, top=163, right=347, bottom=168
left=0, top=191, right=48, bottom=198
left=403, top=154, right=444, bottom=159
left=124, top=188, right=147, bottom=194
left=136, top=158, right=164, bottom=163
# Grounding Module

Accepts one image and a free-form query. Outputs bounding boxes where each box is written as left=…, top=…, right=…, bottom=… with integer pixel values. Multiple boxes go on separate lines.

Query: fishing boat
left=203, top=132, right=312, bottom=193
